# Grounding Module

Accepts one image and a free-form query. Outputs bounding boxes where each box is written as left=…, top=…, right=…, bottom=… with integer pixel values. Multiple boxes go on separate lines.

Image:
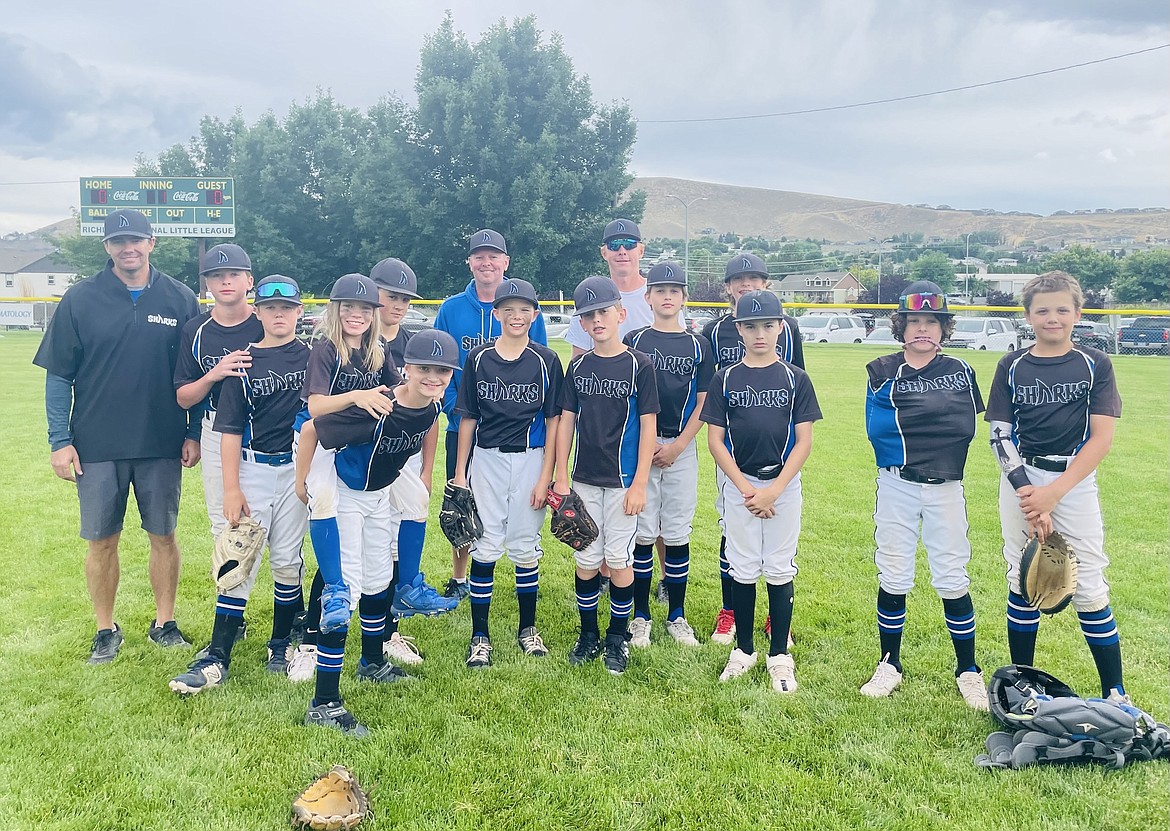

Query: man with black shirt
left=34, top=209, right=201, bottom=663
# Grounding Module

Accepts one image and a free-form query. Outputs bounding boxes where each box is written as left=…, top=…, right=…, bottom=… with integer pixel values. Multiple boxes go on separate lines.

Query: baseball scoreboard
left=79, top=177, right=236, bottom=237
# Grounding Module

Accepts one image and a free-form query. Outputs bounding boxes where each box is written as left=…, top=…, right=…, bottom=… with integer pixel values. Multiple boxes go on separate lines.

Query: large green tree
left=1113, top=249, right=1170, bottom=303
left=1041, top=245, right=1119, bottom=292
left=908, top=251, right=957, bottom=291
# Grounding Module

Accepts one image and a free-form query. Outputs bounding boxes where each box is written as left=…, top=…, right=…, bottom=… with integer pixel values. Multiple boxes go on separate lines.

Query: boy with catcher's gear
left=623, top=262, right=713, bottom=648
left=293, top=329, right=455, bottom=736
left=169, top=276, right=310, bottom=694
left=986, top=271, right=1130, bottom=703
left=701, top=253, right=804, bottom=645
left=553, top=276, right=660, bottom=675
left=700, top=291, right=821, bottom=694
left=861, top=281, right=989, bottom=709
left=452, top=279, right=565, bottom=668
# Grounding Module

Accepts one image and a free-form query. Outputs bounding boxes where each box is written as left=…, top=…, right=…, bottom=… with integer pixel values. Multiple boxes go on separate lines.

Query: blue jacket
left=434, top=280, right=549, bottom=431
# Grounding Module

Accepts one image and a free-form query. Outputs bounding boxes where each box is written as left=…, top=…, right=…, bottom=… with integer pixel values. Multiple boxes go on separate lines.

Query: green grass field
left=0, top=331, right=1166, bottom=830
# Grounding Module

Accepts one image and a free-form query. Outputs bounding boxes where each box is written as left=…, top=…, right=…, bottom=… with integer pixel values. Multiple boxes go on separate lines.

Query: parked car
left=1118, top=316, right=1170, bottom=355
left=296, top=307, right=324, bottom=337
left=798, top=314, right=867, bottom=344
left=1071, top=322, right=1117, bottom=352
left=864, top=328, right=899, bottom=344
left=943, top=317, right=1019, bottom=351
left=400, top=307, right=434, bottom=334
left=544, top=312, right=572, bottom=340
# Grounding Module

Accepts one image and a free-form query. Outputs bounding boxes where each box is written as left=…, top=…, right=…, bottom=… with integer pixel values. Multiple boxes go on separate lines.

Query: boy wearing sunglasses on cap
left=861, top=280, right=989, bottom=709
left=169, top=276, right=310, bottom=694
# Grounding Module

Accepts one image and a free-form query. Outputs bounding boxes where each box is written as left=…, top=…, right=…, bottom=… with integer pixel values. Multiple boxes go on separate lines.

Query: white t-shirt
left=565, top=282, right=683, bottom=350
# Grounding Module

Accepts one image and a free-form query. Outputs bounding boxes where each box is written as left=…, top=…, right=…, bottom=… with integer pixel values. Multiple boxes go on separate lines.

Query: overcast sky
left=2, top=0, right=1167, bottom=235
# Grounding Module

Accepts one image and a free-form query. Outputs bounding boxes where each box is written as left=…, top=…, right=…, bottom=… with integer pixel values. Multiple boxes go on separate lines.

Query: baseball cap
left=102, top=209, right=152, bottom=241
left=253, top=275, right=302, bottom=305
left=602, top=219, right=641, bottom=243
left=646, top=261, right=687, bottom=287
left=199, top=243, right=252, bottom=276
left=370, top=257, right=420, bottom=299
left=402, top=329, right=460, bottom=370
left=572, top=276, right=622, bottom=317
left=493, top=279, right=539, bottom=308
left=724, top=253, right=769, bottom=282
left=329, top=273, right=382, bottom=307
left=897, top=280, right=952, bottom=317
left=734, top=290, right=784, bottom=322
left=469, top=229, right=507, bottom=254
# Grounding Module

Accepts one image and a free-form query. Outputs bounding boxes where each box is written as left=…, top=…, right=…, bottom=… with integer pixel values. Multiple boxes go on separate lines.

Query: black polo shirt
left=33, top=262, right=200, bottom=462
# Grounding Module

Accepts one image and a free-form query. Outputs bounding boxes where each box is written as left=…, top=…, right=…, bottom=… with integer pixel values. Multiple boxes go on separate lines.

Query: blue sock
left=663, top=544, right=690, bottom=621
left=359, top=590, right=389, bottom=665
left=312, top=627, right=347, bottom=705
left=576, top=573, right=600, bottom=635
left=607, top=581, right=633, bottom=640
left=1006, top=591, right=1040, bottom=666
left=469, top=559, right=495, bottom=638
left=515, top=563, right=539, bottom=632
left=1079, top=606, right=1124, bottom=696
left=632, top=543, right=654, bottom=620
left=272, top=581, right=303, bottom=641
left=309, top=518, right=343, bottom=585
left=942, top=593, right=978, bottom=675
left=877, top=589, right=906, bottom=670
left=396, top=520, right=426, bottom=587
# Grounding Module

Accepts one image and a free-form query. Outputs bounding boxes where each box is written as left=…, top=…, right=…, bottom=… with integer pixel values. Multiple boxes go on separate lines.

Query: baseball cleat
left=957, top=670, right=989, bottom=711
left=170, top=656, right=228, bottom=695
left=265, top=638, right=292, bottom=674
left=603, top=633, right=630, bottom=675
left=711, top=608, right=736, bottom=645
left=88, top=624, right=124, bottom=665
left=517, top=626, right=549, bottom=657
left=148, top=619, right=192, bottom=648
left=286, top=644, right=318, bottom=682
left=665, top=617, right=700, bottom=646
left=305, top=700, right=369, bottom=737
left=860, top=655, right=903, bottom=698
left=628, top=617, right=652, bottom=648
left=288, top=611, right=307, bottom=648
left=442, top=578, right=471, bottom=602
left=719, top=648, right=758, bottom=681
left=319, top=583, right=352, bottom=633
left=356, top=659, right=412, bottom=684
left=568, top=631, right=603, bottom=665
left=392, top=573, right=459, bottom=618
left=383, top=632, right=424, bottom=665
left=466, top=635, right=493, bottom=669
left=766, top=653, right=798, bottom=694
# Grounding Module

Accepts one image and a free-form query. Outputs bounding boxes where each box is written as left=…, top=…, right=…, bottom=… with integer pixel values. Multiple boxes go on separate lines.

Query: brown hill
left=632, top=177, right=1170, bottom=247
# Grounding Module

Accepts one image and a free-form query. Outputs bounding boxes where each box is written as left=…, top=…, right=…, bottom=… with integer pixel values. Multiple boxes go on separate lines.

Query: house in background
left=772, top=271, right=863, bottom=305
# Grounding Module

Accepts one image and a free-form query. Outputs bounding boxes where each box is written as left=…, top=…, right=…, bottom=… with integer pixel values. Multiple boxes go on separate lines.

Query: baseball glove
left=546, top=487, right=599, bottom=551
left=438, top=481, right=484, bottom=548
left=212, top=515, right=266, bottom=593
left=1019, top=530, right=1078, bottom=615
left=291, top=765, right=370, bottom=830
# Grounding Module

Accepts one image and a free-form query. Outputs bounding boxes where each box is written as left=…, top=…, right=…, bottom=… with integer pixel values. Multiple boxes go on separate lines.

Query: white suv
left=945, top=317, right=1018, bottom=351
left=799, top=314, right=867, bottom=344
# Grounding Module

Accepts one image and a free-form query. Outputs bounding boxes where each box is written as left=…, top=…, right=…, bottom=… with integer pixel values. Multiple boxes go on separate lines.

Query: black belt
left=657, top=431, right=680, bottom=439
left=743, top=464, right=782, bottom=481
left=890, top=466, right=947, bottom=485
left=1025, top=456, right=1069, bottom=473
left=497, top=445, right=529, bottom=454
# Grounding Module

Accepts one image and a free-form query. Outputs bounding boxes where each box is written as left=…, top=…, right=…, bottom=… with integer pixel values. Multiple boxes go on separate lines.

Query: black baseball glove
left=439, top=481, right=484, bottom=548
left=546, top=487, right=599, bottom=551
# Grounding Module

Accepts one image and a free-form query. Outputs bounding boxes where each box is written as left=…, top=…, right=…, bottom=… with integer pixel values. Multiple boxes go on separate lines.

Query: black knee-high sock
left=632, top=543, right=654, bottom=620
left=515, top=563, right=538, bottom=633
left=766, top=581, right=795, bottom=657
left=1006, top=591, right=1040, bottom=666
left=719, top=536, right=734, bottom=611
left=576, top=573, right=601, bottom=635
left=1079, top=606, right=1124, bottom=696
left=302, top=570, right=325, bottom=648
left=469, top=559, right=495, bottom=638
left=210, top=611, right=243, bottom=665
left=359, top=590, right=389, bottom=665
left=607, top=580, right=633, bottom=639
left=312, top=627, right=347, bottom=705
left=942, top=593, right=978, bottom=674
left=663, top=544, right=689, bottom=621
left=877, top=588, right=907, bottom=670
left=732, top=580, right=756, bottom=654
left=272, top=581, right=303, bottom=641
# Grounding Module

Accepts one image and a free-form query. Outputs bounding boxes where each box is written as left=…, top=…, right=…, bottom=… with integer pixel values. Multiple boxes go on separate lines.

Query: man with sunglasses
left=34, top=209, right=201, bottom=664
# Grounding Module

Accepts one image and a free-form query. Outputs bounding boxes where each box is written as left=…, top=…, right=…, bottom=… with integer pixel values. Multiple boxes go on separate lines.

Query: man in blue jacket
left=434, top=229, right=549, bottom=598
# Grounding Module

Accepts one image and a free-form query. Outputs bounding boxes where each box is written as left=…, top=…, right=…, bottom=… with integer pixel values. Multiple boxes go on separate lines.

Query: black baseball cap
left=102, top=209, right=152, bottom=241
left=572, top=276, right=622, bottom=316
left=469, top=229, right=508, bottom=254
left=199, top=243, right=252, bottom=276
left=493, top=279, right=539, bottom=308
left=646, top=261, right=687, bottom=286
left=370, top=257, right=420, bottom=299
left=403, top=329, right=460, bottom=370
left=734, top=290, right=784, bottom=322
left=602, top=219, right=641, bottom=243
left=724, top=253, right=769, bottom=282
left=329, top=273, right=382, bottom=306
left=253, top=275, right=302, bottom=305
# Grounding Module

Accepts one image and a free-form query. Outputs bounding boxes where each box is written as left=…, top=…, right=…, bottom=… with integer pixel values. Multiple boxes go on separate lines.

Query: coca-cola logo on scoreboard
left=171, top=191, right=200, bottom=202
left=112, top=191, right=140, bottom=201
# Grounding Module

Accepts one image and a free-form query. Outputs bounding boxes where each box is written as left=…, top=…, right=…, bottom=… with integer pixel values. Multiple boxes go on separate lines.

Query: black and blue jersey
left=313, top=393, right=441, bottom=491
left=213, top=340, right=309, bottom=454
left=174, top=311, right=264, bottom=412
left=702, top=312, right=805, bottom=371
left=624, top=327, right=714, bottom=438
left=455, top=342, right=565, bottom=450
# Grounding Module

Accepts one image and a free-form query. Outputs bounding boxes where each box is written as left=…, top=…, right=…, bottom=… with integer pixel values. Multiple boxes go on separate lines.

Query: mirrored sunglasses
left=606, top=238, right=639, bottom=251
left=256, top=281, right=299, bottom=299
left=901, top=292, right=945, bottom=311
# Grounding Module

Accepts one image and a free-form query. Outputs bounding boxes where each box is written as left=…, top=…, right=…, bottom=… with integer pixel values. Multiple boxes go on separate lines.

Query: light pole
left=665, top=194, right=707, bottom=275
left=964, top=232, right=974, bottom=301
left=875, top=237, right=895, bottom=305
